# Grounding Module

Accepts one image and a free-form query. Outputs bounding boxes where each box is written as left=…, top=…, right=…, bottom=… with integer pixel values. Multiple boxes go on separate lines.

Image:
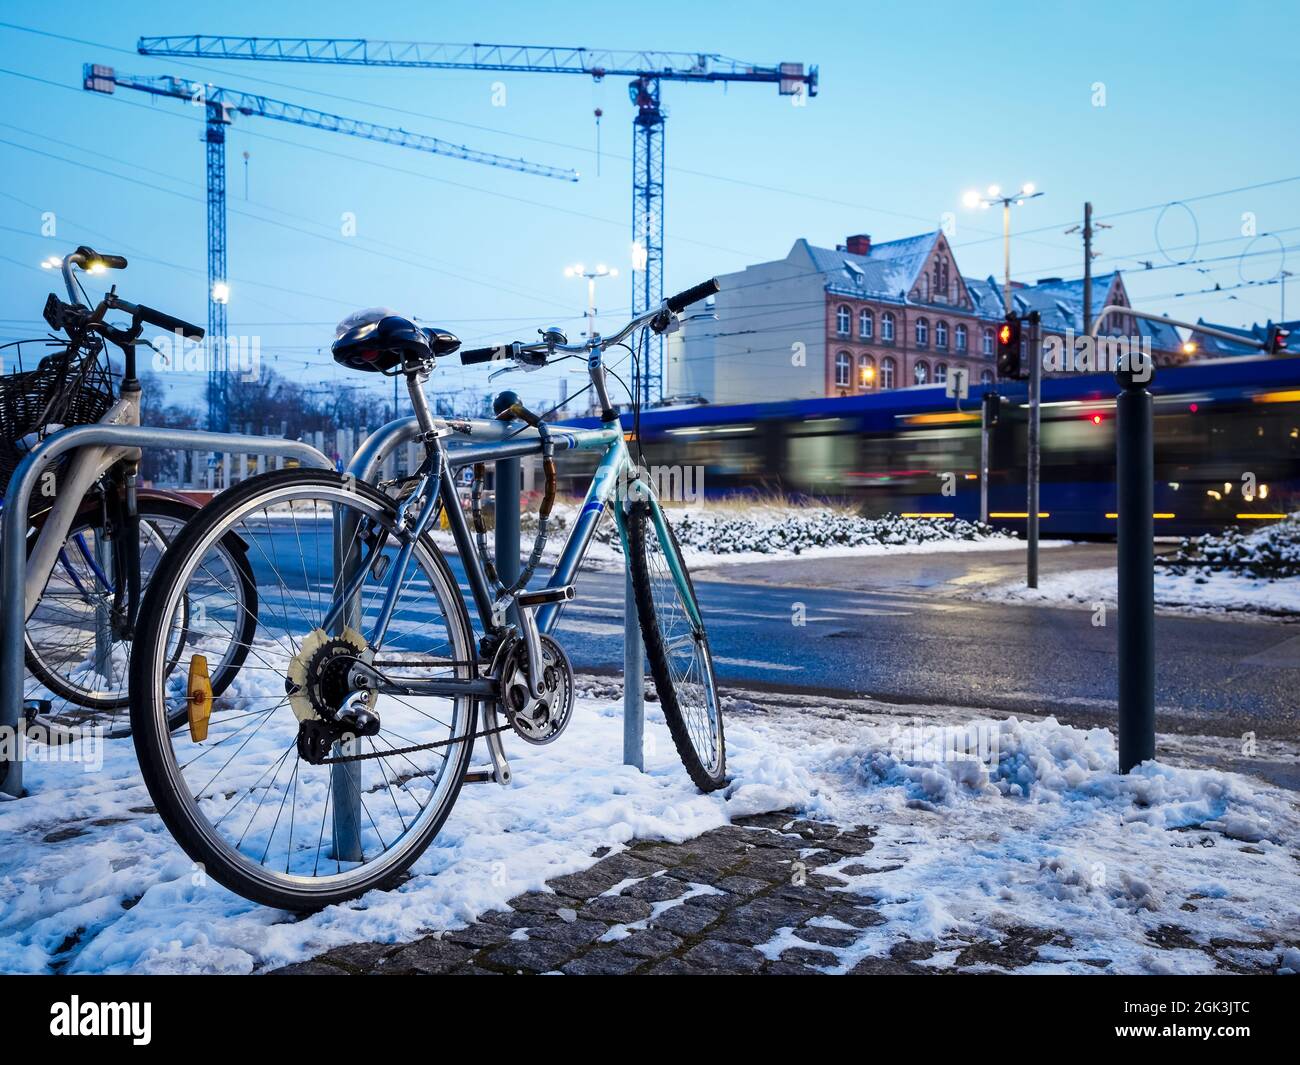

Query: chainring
left=500, top=633, right=573, bottom=745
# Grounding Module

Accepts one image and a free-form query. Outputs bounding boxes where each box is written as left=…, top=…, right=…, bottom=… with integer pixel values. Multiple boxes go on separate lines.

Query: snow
left=2, top=668, right=1297, bottom=974
left=972, top=564, right=1300, bottom=617
left=468, top=501, right=1028, bottom=570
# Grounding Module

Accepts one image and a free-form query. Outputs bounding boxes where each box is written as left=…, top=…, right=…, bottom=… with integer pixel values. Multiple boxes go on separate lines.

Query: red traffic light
left=998, top=323, right=1013, bottom=345
left=1264, top=324, right=1290, bottom=354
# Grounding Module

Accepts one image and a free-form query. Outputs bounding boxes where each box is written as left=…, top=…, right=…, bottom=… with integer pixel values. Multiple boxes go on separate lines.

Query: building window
left=935, top=320, right=949, bottom=349
left=915, top=318, right=929, bottom=348
left=881, top=311, right=895, bottom=343
left=836, top=305, right=851, bottom=337
left=980, top=370, right=994, bottom=386
left=982, top=327, right=994, bottom=356
left=955, top=323, right=968, bottom=352
left=835, top=350, right=851, bottom=388
left=858, top=353, right=875, bottom=390
left=934, top=362, right=948, bottom=384
left=880, top=356, right=896, bottom=390
left=914, top=360, right=930, bottom=385
left=858, top=308, right=873, bottom=339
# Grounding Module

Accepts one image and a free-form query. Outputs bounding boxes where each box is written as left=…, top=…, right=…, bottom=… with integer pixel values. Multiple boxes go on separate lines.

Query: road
left=549, top=544, right=1299, bottom=741
left=232, top=524, right=1297, bottom=741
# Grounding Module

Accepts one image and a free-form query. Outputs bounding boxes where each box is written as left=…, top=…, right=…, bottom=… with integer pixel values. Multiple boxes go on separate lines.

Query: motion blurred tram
left=560, top=355, right=1300, bottom=538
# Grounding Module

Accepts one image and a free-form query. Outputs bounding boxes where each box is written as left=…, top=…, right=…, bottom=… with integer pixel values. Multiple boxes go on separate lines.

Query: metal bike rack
left=0, top=423, right=332, bottom=797
left=346, top=416, right=647, bottom=779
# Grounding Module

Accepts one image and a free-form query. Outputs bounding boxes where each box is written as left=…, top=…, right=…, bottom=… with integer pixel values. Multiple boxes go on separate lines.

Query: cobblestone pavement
left=271, top=805, right=1292, bottom=975
left=272, top=812, right=895, bottom=975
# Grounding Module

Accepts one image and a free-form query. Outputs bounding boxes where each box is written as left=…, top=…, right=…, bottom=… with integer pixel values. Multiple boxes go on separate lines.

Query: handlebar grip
left=74, top=245, right=127, bottom=270
left=134, top=303, right=205, bottom=342
left=665, top=277, right=720, bottom=314
left=460, top=345, right=507, bottom=365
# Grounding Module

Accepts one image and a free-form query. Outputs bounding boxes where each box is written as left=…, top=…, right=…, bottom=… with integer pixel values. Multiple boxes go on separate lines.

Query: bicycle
left=128, top=278, right=726, bottom=910
left=6, top=246, right=257, bottom=740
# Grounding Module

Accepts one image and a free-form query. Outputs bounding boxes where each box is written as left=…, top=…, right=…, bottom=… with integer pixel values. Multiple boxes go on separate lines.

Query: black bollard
left=1116, top=358, right=1156, bottom=772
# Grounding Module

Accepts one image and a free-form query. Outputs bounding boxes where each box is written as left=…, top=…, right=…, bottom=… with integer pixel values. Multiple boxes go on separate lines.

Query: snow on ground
left=1, top=676, right=1296, bottom=974
left=971, top=562, right=1300, bottom=617
left=970, top=515, right=1300, bottom=618
left=444, top=501, right=1036, bottom=570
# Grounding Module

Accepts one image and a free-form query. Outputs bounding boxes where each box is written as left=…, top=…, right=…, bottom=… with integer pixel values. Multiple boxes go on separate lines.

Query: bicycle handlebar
left=458, top=277, right=719, bottom=367
left=113, top=297, right=206, bottom=342
left=665, top=277, right=720, bottom=314
left=459, top=344, right=507, bottom=365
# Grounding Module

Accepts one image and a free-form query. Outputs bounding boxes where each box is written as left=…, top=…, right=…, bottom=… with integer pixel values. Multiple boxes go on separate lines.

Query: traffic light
left=981, top=389, right=1000, bottom=426
left=996, top=314, right=1022, bottom=379
left=1264, top=323, right=1291, bottom=354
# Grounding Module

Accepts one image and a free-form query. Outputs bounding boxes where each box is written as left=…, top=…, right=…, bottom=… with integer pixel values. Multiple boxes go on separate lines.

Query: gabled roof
left=1008, top=272, right=1183, bottom=350
left=800, top=232, right=946, bottom=304
left=965, top=276, right=1005, bottom=319
left=1190, top=318, right=1300, bottom=356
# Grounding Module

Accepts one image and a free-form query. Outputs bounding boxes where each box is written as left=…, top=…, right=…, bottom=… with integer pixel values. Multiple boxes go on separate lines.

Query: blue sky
left=2, top=0, right=1298, bottom=413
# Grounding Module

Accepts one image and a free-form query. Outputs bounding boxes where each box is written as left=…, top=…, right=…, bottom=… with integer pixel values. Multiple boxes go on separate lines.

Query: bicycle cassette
left=500, top=633, right=573, bottom=745
left=286, top=626, right=372, bottom=723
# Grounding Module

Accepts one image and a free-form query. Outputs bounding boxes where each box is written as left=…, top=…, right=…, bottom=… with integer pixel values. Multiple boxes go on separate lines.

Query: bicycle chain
left=315, top=723, right=511, bottom=765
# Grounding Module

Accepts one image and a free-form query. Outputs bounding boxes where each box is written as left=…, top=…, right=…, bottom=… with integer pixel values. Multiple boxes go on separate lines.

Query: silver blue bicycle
left=128, top=280, right=725, bottom=910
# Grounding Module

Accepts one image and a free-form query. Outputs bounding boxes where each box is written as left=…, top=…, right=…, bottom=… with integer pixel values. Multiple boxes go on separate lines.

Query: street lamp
left=564, top=262, right=618, bottom=339
left=962, top=183, right=1043, bottom=306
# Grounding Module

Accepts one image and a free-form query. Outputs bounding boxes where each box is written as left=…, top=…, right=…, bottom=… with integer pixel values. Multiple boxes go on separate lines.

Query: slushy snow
left=1, top=673, right=1296, bottom=974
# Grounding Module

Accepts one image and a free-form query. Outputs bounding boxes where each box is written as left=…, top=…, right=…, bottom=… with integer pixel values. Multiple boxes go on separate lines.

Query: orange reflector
left=1236, top=513, right=1287, bottom=520
left=989, top=512, right=1050, bottom=518
left=899, top=512, right=955, bottom=518
left=188, top=654, right=212, bottom=743
left=1105, top=513, right=1176, bottom=519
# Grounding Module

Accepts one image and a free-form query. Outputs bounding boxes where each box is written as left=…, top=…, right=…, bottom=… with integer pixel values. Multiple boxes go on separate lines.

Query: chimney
left=845, top=234, right=871, bottom=256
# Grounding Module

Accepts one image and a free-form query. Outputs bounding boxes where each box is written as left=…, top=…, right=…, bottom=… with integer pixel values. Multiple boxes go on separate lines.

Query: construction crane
left=135, top=37, right=819, bottom=405
left=83, top=63, right=578, bottom=431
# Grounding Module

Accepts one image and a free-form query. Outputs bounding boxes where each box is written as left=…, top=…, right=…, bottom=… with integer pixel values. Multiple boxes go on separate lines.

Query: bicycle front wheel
left=627, top=500, right=726, bottom=792
left=129, top=469, right=477, bottom=910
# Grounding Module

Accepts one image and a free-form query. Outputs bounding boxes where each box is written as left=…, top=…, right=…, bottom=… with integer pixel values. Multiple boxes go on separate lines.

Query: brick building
left=666, top=231, right=1004, bottom=405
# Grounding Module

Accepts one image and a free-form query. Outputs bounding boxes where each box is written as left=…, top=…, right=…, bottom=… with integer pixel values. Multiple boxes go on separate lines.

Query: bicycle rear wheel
left=626, top=499, right=726, bottom=791
left=129, top=468, right=477, bottom=910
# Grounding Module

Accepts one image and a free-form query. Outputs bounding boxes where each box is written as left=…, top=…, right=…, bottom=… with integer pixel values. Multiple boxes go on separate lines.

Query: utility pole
left=980, top=390, right=999, bottom=524
left=1027, top=310, right=1042, bottom=588
left=1082, top=202, right=1092, bottom=332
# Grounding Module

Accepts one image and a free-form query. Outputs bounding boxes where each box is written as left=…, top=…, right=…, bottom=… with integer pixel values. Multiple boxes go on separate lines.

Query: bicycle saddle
left=332, top=308, right=432, bottom=372
left=421, top=327, right=461, bottom=356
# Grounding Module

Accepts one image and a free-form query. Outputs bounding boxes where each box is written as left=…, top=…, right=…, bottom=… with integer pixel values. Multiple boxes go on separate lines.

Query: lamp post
left=564, top=262, right=619, bottom=340
left=962, top=183, right=1044, bottom=308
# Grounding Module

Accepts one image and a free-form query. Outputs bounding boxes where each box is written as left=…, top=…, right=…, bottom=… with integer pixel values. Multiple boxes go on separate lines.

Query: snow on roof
left=805, top=232, right=943, bottom=304
left=1008, top=273, right=1183, bottom=350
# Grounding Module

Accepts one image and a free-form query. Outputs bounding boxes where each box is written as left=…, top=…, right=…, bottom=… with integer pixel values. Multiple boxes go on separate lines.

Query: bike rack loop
left=346, top=416, right=647, bottom=776
left=0, top=423, right=333, bottom=797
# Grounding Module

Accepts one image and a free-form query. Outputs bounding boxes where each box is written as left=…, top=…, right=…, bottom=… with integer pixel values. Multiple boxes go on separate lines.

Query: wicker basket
left=0, top=341, right=115, bottom=501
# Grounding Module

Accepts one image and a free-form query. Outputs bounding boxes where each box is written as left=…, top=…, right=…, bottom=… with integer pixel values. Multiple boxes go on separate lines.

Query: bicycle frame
left=336, top=409, right=702, bottom=702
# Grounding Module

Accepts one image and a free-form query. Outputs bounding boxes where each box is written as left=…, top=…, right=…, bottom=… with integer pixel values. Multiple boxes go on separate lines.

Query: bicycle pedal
left=516, top=585, right=575, bottom=608
left=463, top=766, right=497, bottom=784
left=23, top=700, right=50, bottom=723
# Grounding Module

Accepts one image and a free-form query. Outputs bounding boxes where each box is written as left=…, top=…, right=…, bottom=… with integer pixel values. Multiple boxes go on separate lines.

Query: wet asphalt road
left=548, top=547, right=1299, bottom=741
left=238, top=526, right=1297, bottom=740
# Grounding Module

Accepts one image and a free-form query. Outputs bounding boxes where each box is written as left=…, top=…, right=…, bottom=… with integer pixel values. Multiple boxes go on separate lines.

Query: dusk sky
left=3, top=0, right=1298, bottom=411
